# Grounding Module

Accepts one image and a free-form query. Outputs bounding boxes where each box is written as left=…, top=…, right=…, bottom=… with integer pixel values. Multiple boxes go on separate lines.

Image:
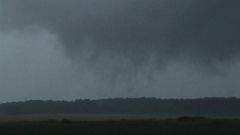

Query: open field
left=0, top=98, right=240, bottom=134
left=0, top=116, right=240, bottom=135
left=0, top=114, right=168, bottom=122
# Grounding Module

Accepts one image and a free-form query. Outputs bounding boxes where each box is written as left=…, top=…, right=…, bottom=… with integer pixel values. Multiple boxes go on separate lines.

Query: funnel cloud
left=0, top=0, right=240, bottom=101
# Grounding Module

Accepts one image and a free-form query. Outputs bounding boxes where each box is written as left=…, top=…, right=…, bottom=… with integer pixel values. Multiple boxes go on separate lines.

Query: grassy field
left=0, top=116, right=240, bottom=134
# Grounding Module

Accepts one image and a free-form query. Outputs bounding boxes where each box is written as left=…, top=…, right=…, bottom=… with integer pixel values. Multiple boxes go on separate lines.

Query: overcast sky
left=0, top=0, right=240, bottom=102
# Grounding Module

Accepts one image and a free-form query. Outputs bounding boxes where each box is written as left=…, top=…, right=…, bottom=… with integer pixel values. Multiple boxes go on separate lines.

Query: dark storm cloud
left=1, top=0, right=240, bottom=101
left=1, top=0, right=240, bottom=67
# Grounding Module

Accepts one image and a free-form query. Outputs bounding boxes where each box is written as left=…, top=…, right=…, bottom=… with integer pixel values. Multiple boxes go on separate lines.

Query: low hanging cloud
left=1, top=0, right=240, bottom=66
left=0, top=0, right=240, bottom=101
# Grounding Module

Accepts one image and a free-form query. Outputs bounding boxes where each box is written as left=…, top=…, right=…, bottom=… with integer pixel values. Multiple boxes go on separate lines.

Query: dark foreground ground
left=1, top=117, right=240, bottom=135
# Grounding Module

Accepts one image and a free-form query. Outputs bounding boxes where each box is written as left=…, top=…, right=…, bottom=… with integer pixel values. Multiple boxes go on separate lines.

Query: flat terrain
left=0, top=114, right=171, bottom=122
left=0, top=116, right=240, bottom=135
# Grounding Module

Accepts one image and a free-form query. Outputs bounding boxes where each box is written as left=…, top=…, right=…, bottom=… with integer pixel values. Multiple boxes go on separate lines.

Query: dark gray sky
left=0, top=0, right=240, bottom=102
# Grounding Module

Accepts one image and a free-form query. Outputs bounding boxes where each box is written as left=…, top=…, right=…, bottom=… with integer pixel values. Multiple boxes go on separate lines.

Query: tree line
left=0, top=97, right=239, bottom=117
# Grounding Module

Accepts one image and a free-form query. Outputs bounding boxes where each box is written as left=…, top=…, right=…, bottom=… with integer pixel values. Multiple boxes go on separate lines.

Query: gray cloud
left=1, top=0, right=240, bottom=66
left=0, top=0, right=240, bottom=101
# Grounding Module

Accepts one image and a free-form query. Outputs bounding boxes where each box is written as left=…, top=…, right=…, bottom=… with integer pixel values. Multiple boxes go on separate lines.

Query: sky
left=0, top=0, right=240, bottom=102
